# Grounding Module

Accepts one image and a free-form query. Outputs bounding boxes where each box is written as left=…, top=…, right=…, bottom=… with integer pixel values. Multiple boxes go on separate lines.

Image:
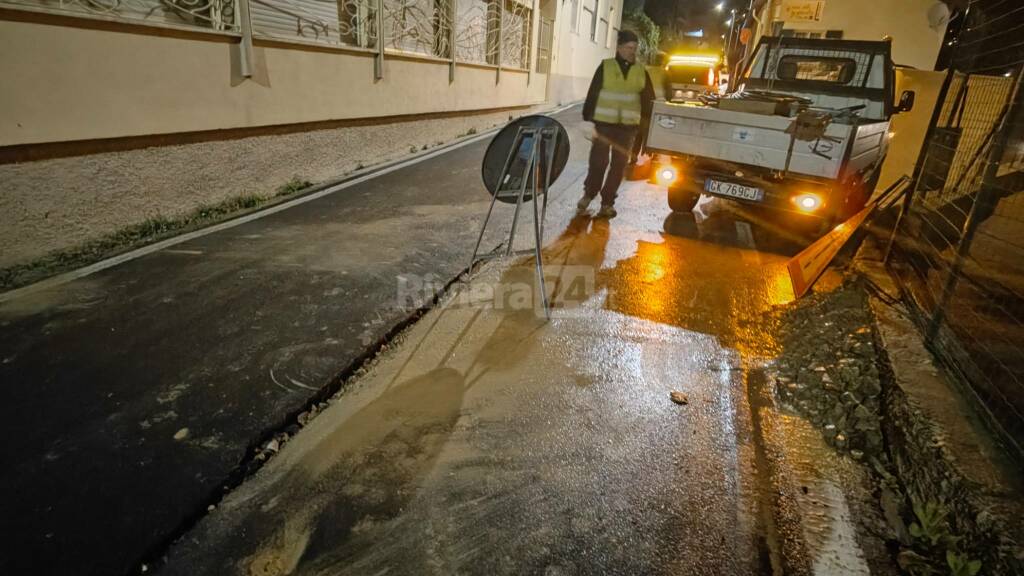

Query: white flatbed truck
left=645, top=37, right=916, bottom=229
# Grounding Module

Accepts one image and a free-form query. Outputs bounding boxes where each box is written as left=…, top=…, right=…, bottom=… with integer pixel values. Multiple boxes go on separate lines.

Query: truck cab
left=645, top=37, right=915, bottom=230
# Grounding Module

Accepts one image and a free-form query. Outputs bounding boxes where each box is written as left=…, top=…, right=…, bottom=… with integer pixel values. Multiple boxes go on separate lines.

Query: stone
left=862, top=378, right=882, bottom=396
left=836, top=414, right=849, bottom=431
left=670, top=391, right=689, bottom=405
left=830, top=404, right=847, bottom=421
left=798, top=371, right=821, bottom=387
left=173, top=428, right=189, bottom=441
left=834, top=433, right=848, bottom=449
left=864, top=431, right=883, bottom=451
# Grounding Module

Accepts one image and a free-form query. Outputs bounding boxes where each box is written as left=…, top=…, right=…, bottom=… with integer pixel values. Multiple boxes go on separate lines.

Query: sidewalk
left=159, top=175, right=809, bottom=576
left=0, top=108, right=588, bottom=576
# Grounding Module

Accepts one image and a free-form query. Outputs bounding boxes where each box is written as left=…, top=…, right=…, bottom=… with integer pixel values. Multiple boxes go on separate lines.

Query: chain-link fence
left=887, top=0, right=1024, bottom=460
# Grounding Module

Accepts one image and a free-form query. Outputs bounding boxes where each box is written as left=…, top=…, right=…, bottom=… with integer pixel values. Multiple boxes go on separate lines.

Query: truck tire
left=840, top=171, right=879, bottom=219
left=667, top=186, right=701, bottom=213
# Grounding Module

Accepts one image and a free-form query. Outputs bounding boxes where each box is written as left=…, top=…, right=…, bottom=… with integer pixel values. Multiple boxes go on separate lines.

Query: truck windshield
left=777, top=55, right=856, bottom=84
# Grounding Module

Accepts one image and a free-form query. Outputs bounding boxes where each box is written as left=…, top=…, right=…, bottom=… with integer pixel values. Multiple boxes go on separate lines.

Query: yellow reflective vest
left=594, top=58, right=646, bottom=125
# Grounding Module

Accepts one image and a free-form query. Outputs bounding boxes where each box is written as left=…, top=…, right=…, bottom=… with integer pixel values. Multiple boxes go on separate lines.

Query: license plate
left=705, top=179, right=764, bottom=201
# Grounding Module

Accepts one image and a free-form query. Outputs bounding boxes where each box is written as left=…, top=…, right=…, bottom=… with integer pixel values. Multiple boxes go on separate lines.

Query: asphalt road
left=158, top=151, right=869, bottom=574
left=0, top=109, right=582, bottom=576
left=2, top=105, right=882, bottom=575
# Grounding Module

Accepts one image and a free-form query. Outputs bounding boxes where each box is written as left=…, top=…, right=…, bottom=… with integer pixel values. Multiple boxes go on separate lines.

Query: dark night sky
left=637, top=0, right=749, bottom=53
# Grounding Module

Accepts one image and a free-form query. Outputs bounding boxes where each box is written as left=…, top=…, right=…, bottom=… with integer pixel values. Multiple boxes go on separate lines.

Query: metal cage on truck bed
left=742, top=37, right=896, bottom=121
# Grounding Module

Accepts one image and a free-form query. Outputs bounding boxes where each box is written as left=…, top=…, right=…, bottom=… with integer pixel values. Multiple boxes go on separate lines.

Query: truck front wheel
left=667, top=186, right=701, bottom=213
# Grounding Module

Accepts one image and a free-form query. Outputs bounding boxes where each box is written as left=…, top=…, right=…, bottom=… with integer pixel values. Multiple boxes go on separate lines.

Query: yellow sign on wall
left=780, top=0, right=825, bottom=22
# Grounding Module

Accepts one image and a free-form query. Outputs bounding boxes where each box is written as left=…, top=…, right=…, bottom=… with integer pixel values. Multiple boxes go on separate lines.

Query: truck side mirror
left=897, top=90, right=916, bottom=113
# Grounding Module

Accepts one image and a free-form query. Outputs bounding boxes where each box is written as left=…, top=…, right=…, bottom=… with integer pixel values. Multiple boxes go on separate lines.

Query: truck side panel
left=845, top=121, right=890, bottom=178
left=647, top=103, right=853, bottom=179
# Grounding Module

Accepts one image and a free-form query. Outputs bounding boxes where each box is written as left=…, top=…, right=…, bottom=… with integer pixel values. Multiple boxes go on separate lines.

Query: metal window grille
left=0, top=0, right=239, bottom=31
left=455, top=0, right=490, bottom=62
left=763, top=45, right=875, bottom=88
left=582, top=0, right=594, bottom=42
left=536, top=16, right=552, bottom=73
left=1, top=0, right=532, bottom=70
left=887, top=0, right=1024, bottom=460
left=500, top=0, right=531, bottom=69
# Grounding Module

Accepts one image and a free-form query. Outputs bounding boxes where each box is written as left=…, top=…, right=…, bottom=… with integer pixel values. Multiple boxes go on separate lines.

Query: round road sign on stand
left=481, top=115, right=570, bottom=203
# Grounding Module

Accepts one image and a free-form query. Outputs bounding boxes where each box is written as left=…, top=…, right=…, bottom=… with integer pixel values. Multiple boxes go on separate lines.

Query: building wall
left=877, top=69, right=948, bottom=192
left=0, top=105, right=549, bottom=270
left=0, top=18, right=548, bottom=147
left=764, top=0, right=946, bottom=70
left=547, top=0, right=620, bottom=104
left=0, top=0, right=617, bottom=273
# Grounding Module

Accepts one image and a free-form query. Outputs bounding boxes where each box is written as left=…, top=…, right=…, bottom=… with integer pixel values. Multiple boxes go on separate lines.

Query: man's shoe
left=577, top=194, right=596, bottom=213
left=596, top=205, right=617, bottom=219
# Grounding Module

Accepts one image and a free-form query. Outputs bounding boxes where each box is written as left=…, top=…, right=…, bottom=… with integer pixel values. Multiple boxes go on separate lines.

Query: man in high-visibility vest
left=579, top=30, right=656, bottom=218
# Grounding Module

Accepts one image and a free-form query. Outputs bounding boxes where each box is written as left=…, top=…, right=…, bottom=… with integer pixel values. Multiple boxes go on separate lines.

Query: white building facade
left=0, top=0, right=621, bottom=269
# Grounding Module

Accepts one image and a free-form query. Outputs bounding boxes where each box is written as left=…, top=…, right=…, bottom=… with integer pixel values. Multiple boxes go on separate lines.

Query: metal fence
left=0, top=0, right=240, bottom=31
left=887, top=0, right=1024, bottom=460
left=0, top=0, right=536, bottom=74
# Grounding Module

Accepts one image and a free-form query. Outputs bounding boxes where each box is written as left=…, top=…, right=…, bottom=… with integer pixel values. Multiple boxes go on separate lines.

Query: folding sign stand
left=469, top=125, right=560, bottom=320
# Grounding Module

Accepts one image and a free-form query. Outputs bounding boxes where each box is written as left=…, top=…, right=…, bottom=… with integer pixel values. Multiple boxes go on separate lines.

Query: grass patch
left=0, top=177, right=314, bottom=292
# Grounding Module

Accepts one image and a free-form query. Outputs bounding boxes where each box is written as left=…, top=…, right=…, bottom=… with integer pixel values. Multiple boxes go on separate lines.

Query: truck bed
left=646, top=101, right=888, bottom=181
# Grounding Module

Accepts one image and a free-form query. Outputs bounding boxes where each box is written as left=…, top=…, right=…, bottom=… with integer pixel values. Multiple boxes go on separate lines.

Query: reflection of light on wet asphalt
left=196, top=180, right=826, bottom=573
left=779, top=414, right=874, bottom=575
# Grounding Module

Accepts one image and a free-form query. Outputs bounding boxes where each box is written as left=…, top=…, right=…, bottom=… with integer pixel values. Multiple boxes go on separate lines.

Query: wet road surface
left=0, top=110, right=586, bottom=576
left=160, top=155, right=871, bottom=574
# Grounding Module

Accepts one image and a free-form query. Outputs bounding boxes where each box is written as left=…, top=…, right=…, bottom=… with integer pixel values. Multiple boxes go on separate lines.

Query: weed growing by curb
left=0, top=177, right=313, bottom=291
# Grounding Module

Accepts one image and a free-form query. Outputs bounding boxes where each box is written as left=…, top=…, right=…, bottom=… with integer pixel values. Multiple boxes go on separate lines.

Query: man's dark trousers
left=584, top=123, right=637, bottom=207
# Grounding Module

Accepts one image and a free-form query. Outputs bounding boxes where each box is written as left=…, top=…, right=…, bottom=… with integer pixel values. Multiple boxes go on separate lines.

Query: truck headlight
left=657, top=166, right=678, bottom=184
left=793, top=192, right=823, bottom=212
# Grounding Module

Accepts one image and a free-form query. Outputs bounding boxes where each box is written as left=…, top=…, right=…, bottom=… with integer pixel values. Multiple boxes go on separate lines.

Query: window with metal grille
left=582, top=0, right=595, bottom=42
left=777, top=55, right=857, bottom=84
left=536, top=16, right=553, bottom=72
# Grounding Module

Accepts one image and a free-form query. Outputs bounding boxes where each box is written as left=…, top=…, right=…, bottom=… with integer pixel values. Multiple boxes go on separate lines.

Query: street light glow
left=715, top=2, right=724, bottom=12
